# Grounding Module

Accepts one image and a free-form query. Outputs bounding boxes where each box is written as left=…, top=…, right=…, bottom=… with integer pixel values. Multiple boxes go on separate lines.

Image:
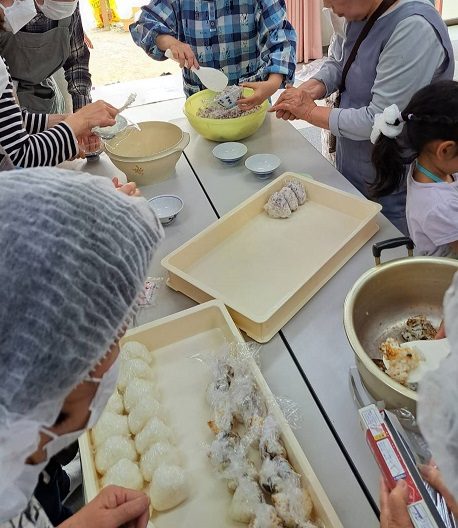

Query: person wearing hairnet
left=0, top=167, right=164, bottom=527
left=380, top=270, right=458, bottom=527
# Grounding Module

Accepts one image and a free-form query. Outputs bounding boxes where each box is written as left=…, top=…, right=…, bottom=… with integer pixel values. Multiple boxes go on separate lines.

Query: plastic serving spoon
left=383, top=338, right=451, bottom=384
left=92, top=93, right=139, bottom=140
left=165, top=48, right=228, bottom=92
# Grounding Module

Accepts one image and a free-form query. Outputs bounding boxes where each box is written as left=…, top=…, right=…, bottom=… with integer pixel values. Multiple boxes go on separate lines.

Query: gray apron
left=0, top=17, right=71, bottom=113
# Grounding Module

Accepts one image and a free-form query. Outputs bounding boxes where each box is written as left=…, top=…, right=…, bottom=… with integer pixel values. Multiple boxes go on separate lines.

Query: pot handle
left=372, top=236, right=415, bottom=266
left=169, top=132, right=190, bottom=154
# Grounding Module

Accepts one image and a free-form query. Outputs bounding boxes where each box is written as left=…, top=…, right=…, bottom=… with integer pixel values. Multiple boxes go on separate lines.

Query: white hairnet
left=0, top=167, right=164, bottom=518
left=418, top=270, right=458, bottom=499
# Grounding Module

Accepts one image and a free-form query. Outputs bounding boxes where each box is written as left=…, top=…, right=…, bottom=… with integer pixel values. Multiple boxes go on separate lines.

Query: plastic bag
left=138, top=277, right=163, bottom=307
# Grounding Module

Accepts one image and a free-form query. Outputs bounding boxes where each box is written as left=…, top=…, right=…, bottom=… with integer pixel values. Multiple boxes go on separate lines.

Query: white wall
left=442, top=0, right=458, bottom=21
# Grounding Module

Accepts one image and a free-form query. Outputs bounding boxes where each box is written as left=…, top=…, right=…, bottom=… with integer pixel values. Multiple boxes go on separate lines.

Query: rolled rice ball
left=95, top=435, right=137, bottom=475
left=140, top=442, right=181, bottom=482
left=124, top=378, right=161, bottom=413
left=128, top=398, right=165, bottom=435
left=104, top=390, right=124, bottom=415
left=117, top=358, right=155, bottom=393
left=229, top=478, right=264, bottom=523
left=91, top=412, right=130, bottom=448
left=279, top=187, right=298, bottom=211
left=272, top=487, right=313, bottom=527
left=135, top=417, right=175, bottom=455
left=102, top=458, right=144, bottom=490
left=120, top=341, right=152, bottom=365
left=149, top=464, right=189, bottom=511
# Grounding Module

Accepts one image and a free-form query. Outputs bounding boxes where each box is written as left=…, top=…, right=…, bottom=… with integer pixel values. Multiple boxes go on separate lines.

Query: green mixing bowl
left=184, top=88, right=269, bottom=142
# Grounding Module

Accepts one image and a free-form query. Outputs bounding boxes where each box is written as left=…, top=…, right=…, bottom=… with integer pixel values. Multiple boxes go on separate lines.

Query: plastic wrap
left=211, top=85, right=243, bottom=110
left=202, top=341, right=316, bottom=525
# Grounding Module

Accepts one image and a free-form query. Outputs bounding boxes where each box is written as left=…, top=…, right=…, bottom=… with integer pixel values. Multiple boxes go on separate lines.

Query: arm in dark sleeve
left=63, top=4, right=92, bottom=111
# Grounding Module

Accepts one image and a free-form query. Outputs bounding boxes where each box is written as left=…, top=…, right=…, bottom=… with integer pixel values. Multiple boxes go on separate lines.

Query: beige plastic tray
left=80, top=300, right=343, bottom=528
left=161, top=172, right=382, bottom=342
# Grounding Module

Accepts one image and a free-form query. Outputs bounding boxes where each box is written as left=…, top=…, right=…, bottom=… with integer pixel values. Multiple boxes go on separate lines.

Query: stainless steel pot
left=344, top=237, right=458, bottom=415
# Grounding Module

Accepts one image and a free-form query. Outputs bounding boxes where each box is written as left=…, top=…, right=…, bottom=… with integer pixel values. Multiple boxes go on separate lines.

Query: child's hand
left=112, top=177, right=141, bottom=197
left=159, top=36, right=199, bottom=70
left=239, top=74, right=283, bottom=111
left=238, top=81, right=272, bottom=111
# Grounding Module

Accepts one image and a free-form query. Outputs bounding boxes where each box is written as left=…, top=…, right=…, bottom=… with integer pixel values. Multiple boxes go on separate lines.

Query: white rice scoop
left=165, top=48, right=228, bottom=92
left=92, top=93, right=138, bottom=140
left=383, top=338, right=451, bottom=384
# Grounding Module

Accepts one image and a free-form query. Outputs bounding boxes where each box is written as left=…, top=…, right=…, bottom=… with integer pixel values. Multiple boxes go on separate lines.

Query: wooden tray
left=161, top=173, right=381, bottom=342
left=80, top=300, right=343, bottom=528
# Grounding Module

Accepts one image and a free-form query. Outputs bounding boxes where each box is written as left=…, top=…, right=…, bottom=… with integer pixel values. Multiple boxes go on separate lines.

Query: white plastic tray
left=80, top=300, right=343, bottom=528
left=161, top=173, right=382, bottom=342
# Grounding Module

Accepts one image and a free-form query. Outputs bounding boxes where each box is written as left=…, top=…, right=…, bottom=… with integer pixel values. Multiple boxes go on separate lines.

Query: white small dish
left=148, top=194, right=184, bottom=225
left=212, top=142, right=248, bottom=166
left=245, top=153, right=281, bottom=179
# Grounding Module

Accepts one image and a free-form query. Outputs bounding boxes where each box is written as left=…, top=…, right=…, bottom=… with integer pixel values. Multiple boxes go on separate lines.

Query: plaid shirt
left=19, top=4, right=91, bottom=110
left=130, top=0, right=297, bottom=97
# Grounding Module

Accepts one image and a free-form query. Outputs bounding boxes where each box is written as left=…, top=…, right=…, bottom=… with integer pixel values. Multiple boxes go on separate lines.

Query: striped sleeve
left=21, top=110, right=48, bottom=135
left=0, top=81, right=78, bottom=168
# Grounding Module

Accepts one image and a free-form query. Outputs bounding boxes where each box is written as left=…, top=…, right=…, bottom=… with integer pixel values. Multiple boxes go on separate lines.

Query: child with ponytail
left=371, top=80, right=458, bottom=258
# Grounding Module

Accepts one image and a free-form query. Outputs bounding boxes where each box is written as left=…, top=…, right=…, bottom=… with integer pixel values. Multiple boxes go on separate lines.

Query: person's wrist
left=304, top=103, right=318, bottom=123
left=157, top=34, right=177, bottom=52
left=64, top=114, right=86, bottom=137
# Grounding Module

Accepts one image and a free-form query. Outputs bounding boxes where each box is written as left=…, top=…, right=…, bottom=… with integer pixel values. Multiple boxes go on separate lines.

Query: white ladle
left=383, top=338, right=451, bottom=384
left=165, top=48, right=228, bottom=92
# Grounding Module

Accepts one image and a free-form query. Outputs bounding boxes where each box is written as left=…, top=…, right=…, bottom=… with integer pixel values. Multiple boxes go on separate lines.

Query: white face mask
left=41, top=356, right=120, bottom=460
left=323, top=7, right=346, bottom=40
left=0, top=0, right=36, bottom=34
left=0, top=459, right=47, bottom=523
left=37, top=0, right=77, bottom=20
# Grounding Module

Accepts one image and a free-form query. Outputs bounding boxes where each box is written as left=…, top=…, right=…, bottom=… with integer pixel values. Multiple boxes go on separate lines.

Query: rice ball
left=149, top=464, right=189, bottom=511
left=95, top=435, right=137, bottom=475
left=135, top=417, right=175, bottom=455
left=117, top=359, right=154, bottom=393
left=102, top=458, right=144, bottom=490
left=91, top=412, right=130, bottom=448
left=128, top=398, right=165, bottom=435
left=140, top=442, right=181, bottom=482
left=120, top=341, right=152, bottom=365
left=104, top=390, right=124, bottom=415
left=229, top=478, right=264, bottom=523
left=124, top=379, right=161, bottom=413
